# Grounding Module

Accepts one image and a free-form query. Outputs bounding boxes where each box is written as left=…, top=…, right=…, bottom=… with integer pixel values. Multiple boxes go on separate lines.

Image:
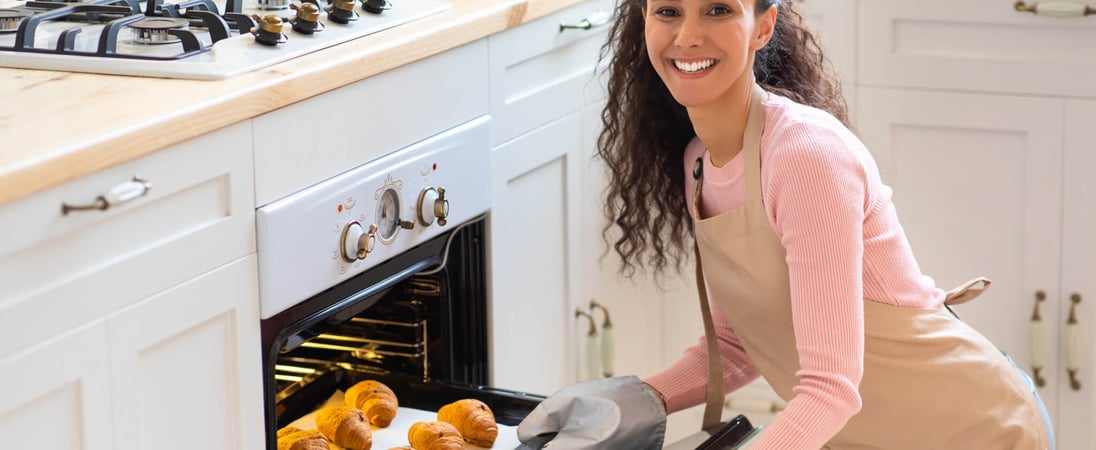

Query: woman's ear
left=751, top=6, right=777, bottom=50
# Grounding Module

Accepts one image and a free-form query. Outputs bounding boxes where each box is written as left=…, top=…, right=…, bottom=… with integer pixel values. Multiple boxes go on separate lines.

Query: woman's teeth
left=674, top=59, right=715, bottom=73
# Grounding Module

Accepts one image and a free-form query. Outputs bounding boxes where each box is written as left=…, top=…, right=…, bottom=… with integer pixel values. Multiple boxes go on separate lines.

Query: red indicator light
left=338, top=204, right=343, bottom=213
left=432, top=163, right=437, bottom=171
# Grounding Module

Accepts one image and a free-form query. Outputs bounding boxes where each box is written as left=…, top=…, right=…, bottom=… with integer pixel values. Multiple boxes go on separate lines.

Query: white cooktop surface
left=0, top=0, right=449, bottom=79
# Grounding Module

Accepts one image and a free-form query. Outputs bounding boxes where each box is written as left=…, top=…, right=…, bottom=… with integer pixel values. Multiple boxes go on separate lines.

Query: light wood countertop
left=0, top=0, right=589, bottom=206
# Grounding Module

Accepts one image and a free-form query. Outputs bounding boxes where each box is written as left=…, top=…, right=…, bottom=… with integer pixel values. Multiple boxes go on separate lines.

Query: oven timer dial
left=417, top=186, right=450, bottom=227
left=341, top=221, right=377, bottom=262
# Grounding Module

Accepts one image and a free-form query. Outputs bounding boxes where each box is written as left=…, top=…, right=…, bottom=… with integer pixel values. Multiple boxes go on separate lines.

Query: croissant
left=345, top=380, right=399, bottom=427
left=316, top=406, right=373, bottom=450
left=277, top=429, right=331, bottom=450
left=438, top=398, right=498, bottom=447
left=408, top=421, right=464, bottom=450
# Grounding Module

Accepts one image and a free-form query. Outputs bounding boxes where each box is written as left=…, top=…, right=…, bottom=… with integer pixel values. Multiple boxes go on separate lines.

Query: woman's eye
left=654, top=7, right=679, bottom=17
left=708, top=5, right=732, bottom=15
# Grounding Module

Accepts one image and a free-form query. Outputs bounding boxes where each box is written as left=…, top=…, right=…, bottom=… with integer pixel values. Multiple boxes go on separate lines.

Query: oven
left=256, top=116, right=542, bottom=449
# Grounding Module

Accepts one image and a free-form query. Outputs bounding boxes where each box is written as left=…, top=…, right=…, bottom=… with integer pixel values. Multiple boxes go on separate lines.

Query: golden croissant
left=408, top=421, right=464, bottom=450
left=346, top=380, right=399, bottom=427
left=316, top=406, right=373, bottom=450
left=438, top=398, right=498, bottom=447
left=277, top=428, right=331, bottom=450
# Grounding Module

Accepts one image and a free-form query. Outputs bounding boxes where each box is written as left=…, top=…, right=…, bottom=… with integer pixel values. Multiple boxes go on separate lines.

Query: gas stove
left=0, top=0, right=448, bottom=79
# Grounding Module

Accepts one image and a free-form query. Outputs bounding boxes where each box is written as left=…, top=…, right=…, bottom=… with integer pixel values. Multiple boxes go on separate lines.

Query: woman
left=516, top=0, right=1055, bottom=448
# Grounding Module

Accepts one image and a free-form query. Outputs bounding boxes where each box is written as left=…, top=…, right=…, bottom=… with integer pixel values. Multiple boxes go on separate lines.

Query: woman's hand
left=516, top=375, right=667, bottom=449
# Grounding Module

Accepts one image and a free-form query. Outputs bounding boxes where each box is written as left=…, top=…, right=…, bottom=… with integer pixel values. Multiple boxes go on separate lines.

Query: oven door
left=260, top=215, right=544, bottom=449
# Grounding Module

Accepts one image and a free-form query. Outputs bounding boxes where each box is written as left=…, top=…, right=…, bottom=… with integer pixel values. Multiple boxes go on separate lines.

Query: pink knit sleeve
left=749, top=120, right=867, bottom=449
left=643, top=298, right=761, bottom=413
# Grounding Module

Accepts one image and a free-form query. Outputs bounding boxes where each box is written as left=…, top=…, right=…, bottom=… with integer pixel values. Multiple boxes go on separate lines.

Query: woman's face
left=643, top=0, right=773, bottom=108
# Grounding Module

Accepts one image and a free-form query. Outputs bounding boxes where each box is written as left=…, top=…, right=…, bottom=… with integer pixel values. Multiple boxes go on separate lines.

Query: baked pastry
left=277, top=429, right=331, bottom=450
left=345, top=380, right=399, bottom=427
left=316, top=406, right=373, bottom=450
left=408, top=421, right=464, bottom=450
left=438, top=398, right=498, bottom=447
left=277, top=426, right=303, bottom=439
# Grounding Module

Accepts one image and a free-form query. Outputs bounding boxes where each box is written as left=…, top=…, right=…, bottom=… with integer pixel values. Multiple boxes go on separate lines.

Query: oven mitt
left=516, top=375, right=666, bottom=449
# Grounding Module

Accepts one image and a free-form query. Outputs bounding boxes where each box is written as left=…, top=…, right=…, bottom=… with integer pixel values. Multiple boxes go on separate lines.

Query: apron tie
left=943, top=277, right=992, bottom=306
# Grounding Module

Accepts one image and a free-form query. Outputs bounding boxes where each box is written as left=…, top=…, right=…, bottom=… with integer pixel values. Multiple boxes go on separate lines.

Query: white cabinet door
left=490, top=113, right=583, bottom=396
left=108, top=256, right=264, bottom=450
left=796, top=0, right=857, bottom=115
left=1060, top=100, right=1096, bottom=450
left=0, top=321, right=113, bottom=450
left=857, top=86, right=1068, bottom=439
left=859, top=0, right=1096, bottom=98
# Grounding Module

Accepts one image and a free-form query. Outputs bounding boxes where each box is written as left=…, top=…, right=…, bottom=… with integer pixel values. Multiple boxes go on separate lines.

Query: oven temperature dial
left=341, top=221, right=377, bottom=262
left=417, top=186, right=450, bottom=226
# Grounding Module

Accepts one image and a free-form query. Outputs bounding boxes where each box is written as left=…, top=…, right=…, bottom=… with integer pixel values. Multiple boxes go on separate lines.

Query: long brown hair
left=597, top=0, right=849, bottom=278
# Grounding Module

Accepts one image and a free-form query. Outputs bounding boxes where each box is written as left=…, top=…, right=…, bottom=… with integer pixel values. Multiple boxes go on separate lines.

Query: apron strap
left=693, top=82, right=769, bottom=434
left=943, top=277, right=992, bottom=306
left=695, top=243, right=725, bottom=433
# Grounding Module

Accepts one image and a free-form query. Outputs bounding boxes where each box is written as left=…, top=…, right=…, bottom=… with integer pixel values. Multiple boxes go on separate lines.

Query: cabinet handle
left=558, top=10, right=613, bottom=33
left=61, top=176, right=151, bottom=215
left=1030, top=290, right=1047, bottom=387
left=1067, top=293, right=1083, bottom=391
left=590, top=300, right=614, bottom=377
left=575, top=308, right=600, bottom=380
left=1015, top=1, right=1095, bottom=17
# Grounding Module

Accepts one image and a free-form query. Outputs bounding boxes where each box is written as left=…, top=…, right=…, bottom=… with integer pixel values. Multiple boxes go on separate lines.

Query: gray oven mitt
left=516, top=375, right=666, bottom=449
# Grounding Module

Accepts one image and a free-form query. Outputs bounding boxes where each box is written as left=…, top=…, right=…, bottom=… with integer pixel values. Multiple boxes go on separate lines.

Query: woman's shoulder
left=761, top=93, right=874, bottom=176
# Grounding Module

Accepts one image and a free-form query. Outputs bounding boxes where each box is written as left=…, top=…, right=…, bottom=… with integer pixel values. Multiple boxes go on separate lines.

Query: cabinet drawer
left=859, top=0, right=1096, bottom=97
left=253, top=40, right=488, bottom=207
left=0, top=121, right=255, bottom=359
left=489, top=0, right=613, bottom=146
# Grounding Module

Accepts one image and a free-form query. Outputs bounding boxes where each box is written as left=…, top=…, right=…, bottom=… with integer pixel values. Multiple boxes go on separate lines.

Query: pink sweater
left=644, top=93, right=947, bottom=449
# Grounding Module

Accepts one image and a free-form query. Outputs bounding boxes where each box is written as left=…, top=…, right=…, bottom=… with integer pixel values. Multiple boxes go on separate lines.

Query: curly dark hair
left=597, top=0, right=849, bottom=278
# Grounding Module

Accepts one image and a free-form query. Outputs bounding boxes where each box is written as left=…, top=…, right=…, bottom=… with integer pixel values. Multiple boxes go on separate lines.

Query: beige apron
left=690, top=84, right=1048, bottom=449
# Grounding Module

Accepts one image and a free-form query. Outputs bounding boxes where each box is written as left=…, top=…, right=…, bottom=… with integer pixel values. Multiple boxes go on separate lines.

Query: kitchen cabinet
left=108, top=256, right=264, bottom=450
left=0, top=122, right=263, bottom=449
left=486, top=0, right=614, bottom=396
left=855, top=2, right=1096, bottom=447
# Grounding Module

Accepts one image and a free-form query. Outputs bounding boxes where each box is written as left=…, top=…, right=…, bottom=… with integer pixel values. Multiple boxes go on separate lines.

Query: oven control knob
left=341, top=221, right=377, bottom=262
left=417, top=186, right=450, bottom=227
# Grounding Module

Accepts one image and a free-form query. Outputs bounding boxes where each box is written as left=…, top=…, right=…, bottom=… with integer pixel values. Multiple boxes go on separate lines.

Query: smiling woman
left=513, top=0, right=1057, bottom=449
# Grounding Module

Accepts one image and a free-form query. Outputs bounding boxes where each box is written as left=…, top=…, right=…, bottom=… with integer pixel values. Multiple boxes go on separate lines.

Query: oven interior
left=261, top=217, right=542, bottom=447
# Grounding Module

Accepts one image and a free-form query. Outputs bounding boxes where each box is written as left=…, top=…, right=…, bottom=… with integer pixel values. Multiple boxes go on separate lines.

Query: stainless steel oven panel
left=256, top=116, right=491, bottom=318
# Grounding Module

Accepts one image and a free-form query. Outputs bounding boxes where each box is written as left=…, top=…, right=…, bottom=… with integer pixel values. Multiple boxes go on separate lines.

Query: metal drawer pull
left=61, top=176, right=151, bottom=215
left=559, top=10, right=613, bottom=33
left=1015, top=1, right=1095, bottom=17
left=590, top=300, right=615, bottom=377
left=1030, top=290, right=1047, bottom=387
left=1067, top=293, right=1083, bottom=391
left=575, top=308, right=600, bottom=380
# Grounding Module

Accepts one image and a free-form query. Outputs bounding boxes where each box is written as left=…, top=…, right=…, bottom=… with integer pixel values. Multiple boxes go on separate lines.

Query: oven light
left=275, top=365, right=317, bottom=374
left=300, top=342, right=361, bottom=352
left=274, top=374, right=305, bottom=383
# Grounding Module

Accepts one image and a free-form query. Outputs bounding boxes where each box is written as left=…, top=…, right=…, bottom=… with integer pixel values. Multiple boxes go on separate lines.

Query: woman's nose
left=674, top=15, right=704, bottom=48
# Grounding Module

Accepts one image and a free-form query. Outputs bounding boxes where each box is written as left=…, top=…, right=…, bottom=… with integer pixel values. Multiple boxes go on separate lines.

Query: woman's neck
left=687, top=79, right=754, bottom=168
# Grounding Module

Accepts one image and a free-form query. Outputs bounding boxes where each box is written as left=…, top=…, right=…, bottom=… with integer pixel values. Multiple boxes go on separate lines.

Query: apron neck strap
left=695, top=83, right=768, bottom=433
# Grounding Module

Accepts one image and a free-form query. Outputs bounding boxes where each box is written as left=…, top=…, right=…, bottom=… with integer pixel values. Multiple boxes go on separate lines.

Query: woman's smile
left=672, top=58, right=718, bottom=74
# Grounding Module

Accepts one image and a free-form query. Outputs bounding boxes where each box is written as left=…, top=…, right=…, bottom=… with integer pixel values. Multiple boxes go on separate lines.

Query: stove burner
left=0, top=9, right=33, bottom=33
left=128, top=17, right=190, bottom=44
left=255, top=0, right=290, bottom=11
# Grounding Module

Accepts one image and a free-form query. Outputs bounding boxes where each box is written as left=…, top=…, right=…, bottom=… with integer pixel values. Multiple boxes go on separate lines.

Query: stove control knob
left=251, top=14, right=288, bottom=46
left=325, top=0, right=359, bottom=24
left=289, top=2, right=324, bottom=34
left=417, top=187, right=450, bottom=227
left=341, top=221, right=377, bottom=262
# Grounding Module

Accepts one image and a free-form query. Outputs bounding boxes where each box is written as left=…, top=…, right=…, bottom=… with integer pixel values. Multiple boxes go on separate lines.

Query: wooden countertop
left=0, top=0, right=587, bottom=206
